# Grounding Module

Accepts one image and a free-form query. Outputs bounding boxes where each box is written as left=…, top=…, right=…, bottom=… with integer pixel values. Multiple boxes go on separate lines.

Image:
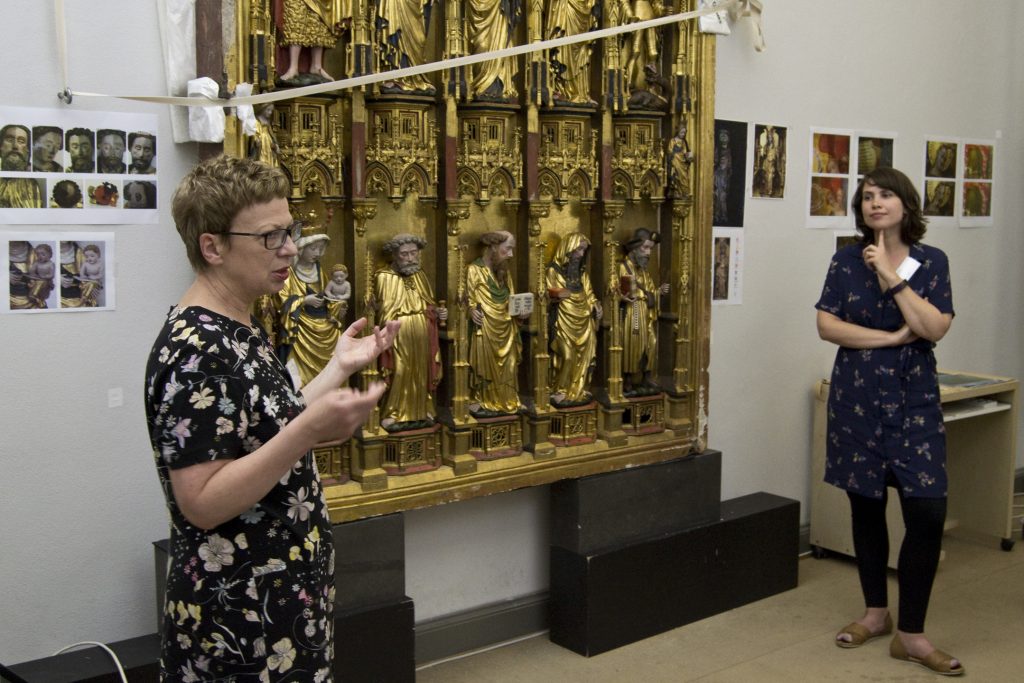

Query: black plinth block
left=551, top=450, right=722, bottom=554
left=331, top=513, right=415, bottom=681
left=149, top=513, right=414, bottom=680
left=3, top=634, right=159, bottom=683
left=550, top=492, right=800, bottom=656
left=334, top=597, right=415, bottom=683
left=332, top=513, right=406, bottom=611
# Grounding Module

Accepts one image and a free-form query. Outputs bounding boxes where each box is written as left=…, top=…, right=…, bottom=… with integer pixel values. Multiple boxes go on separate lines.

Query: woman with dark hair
left=815, top=167, right=962, bottom=675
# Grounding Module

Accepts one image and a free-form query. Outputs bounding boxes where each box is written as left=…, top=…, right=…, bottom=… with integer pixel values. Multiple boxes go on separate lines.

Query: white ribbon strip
left=58, top=0, right=762, bottom=107
left=54, top=0, right=72, bottom=101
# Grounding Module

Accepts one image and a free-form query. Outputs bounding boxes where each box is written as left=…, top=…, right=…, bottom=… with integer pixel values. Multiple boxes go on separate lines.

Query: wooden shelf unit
left=810, top=371, right=1019, bottom=567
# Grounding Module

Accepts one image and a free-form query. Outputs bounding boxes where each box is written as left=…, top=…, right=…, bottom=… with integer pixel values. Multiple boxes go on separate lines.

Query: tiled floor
left=417, top=531, right=1024, bottom=681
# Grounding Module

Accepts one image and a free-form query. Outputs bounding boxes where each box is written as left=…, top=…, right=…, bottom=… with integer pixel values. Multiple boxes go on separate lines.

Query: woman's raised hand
left=300, top=382, right=387, bottom=445
left=333, top=317, right=401, bottom=376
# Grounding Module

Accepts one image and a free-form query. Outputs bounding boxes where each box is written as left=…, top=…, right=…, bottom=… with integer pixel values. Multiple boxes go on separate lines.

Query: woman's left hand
left=333, top=317, right=401, bottom=377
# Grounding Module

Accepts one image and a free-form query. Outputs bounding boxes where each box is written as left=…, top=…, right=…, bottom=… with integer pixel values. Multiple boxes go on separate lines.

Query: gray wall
left=1, top=0, right=1021, bottom=664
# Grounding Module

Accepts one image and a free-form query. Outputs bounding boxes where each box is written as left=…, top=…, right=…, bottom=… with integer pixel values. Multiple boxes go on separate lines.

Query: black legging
left=847, top=471, right=947, bottom=633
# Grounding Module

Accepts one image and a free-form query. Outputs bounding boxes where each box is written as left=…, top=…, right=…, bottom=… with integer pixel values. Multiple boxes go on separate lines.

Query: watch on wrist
left=889, top=279, right=909, bottom=296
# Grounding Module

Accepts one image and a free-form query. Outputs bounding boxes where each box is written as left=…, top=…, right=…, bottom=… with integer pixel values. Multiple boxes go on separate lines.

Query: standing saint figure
left=376, top=0, right=435, bottom=92
left=615, top=228, right=669, bottom=394
left=373, top=234, right=448, bottom=428
left=545, top=0, right=597, bottom=104
left=546, top=231, right=601, bottom=405
left=276, top=221, right=344, bottom=387
left=467, top=0, right=522, bottom=100
left=468, top=231, right=526, bottom=415
left=623, top=0, right=665, bottom=92
left=248, top=103, right=281, bottom=168
left=276, top=0, right=343, bottom=85
left=668, top=119, right=693, bottom=198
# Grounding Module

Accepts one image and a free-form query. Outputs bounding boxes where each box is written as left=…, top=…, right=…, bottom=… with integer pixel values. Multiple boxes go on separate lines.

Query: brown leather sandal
left=834, top=613, right=893, bottom=648
left=890, top=634, right=965, bottom=676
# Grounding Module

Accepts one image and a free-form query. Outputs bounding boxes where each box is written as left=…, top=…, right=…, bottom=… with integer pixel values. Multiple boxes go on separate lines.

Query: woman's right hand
left=300, top=382, right=387, bottom=444
left=304, top=293, right=325, bottom=308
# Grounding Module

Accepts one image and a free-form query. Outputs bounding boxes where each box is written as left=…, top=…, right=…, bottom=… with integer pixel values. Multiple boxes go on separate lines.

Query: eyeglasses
left=223, top=221, right=303, bottom=250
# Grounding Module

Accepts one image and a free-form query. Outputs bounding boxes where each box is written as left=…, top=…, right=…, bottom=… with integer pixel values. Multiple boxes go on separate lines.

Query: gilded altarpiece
left=225, top=0, right=713, bottom=522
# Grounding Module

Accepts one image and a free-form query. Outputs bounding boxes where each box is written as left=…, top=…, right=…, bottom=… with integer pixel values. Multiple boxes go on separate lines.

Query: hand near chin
left=863, top=233, right=897, bottom=283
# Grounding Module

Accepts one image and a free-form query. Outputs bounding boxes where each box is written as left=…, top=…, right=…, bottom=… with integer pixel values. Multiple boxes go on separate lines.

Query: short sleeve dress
left=145, top=306, right=335, bottom=682
left=815, top=242, right=954, bottom=500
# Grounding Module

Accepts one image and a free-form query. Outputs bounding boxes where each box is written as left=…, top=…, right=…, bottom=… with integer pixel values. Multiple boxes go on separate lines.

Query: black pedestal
left=148, top=514, right=415, bottom=682
left=551, top=449, right=722, bottom=554
left=334, top=597, right=415, bottom=682
left=549, top=451, right=799, bottom=656
left=331, top=514, right=415, bottom=682
left=3, top=635, right=160, bottom=683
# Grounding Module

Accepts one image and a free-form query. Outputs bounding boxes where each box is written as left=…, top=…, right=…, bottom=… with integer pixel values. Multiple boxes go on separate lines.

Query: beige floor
left=417, top=531, right=1024, bottom=681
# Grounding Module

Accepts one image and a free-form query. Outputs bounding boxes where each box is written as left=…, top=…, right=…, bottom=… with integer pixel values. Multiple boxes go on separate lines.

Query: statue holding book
left=467, top=231, right=529, bottom=416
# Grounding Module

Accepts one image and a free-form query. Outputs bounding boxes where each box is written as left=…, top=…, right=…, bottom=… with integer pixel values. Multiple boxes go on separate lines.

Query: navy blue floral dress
left=815, top=242, right=954, bottom=499
left=145, top=306, right=335, bottom=682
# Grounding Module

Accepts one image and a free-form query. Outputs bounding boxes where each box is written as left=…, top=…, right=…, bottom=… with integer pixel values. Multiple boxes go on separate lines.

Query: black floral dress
left=145, top=306, right=335, bottom=682
left=815, top=242, right=954, bottom=499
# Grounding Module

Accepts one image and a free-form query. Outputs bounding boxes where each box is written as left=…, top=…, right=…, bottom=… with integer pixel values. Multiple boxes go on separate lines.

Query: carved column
left=350, top=196, right=387, bottom=490
left=351, top=255, right=388, bottom=489
left=666, top=199, right=694, bottom=439
left=524, top=202, right=555, bottom=459
left=442, top=201, right=478, bottom=474
left=444, top=201, right=472, bottom=415
left=598, top=200, right=627, bottom=446
left=526, top=0, right=550, bottom=107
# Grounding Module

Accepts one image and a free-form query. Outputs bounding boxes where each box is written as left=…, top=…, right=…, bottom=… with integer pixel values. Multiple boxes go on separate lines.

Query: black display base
left=551, top=449, right=722, bottom=554
left=143, top=514, right=416, bottom=681
left=3, top=634, right=159, bottom=683
left=335, top=597, right=416, bottom=682
left=550, top=490, right=800, bottom=656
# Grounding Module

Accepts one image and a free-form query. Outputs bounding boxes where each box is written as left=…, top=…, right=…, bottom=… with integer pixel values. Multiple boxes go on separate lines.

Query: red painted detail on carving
left=351, top=121, right=366, bottom=198
left=526, top=130, right=540, bottom=200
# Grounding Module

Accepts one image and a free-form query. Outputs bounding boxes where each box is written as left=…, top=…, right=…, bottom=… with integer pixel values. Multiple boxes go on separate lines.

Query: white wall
left=0, top=0, right=196, bottom=664
left=708, top=0, right=1024, bottom=509
left=2, top=0, right=1022, bottom=664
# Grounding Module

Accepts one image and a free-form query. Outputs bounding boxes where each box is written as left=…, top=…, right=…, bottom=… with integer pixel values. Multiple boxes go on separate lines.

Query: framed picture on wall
left=960, top=139, right=995, bottom=227
left=855, top=132, right=896, bottom=179
left=922, top=137, right=959, bottom=225
left=2, top=231, right=116, bottom=313
left=0, top=106, right=158, bottom=225
left=751, top=123, right=786, bottom=199
left=807, top=128, right=853, bottom=229
left=711, top=227, right=743, bottom=305
left=713, top=119, right=748, bottom=227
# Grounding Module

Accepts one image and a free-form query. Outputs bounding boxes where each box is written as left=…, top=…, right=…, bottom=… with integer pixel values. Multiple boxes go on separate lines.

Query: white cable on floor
left=51, top=641, right=128, bottom=683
